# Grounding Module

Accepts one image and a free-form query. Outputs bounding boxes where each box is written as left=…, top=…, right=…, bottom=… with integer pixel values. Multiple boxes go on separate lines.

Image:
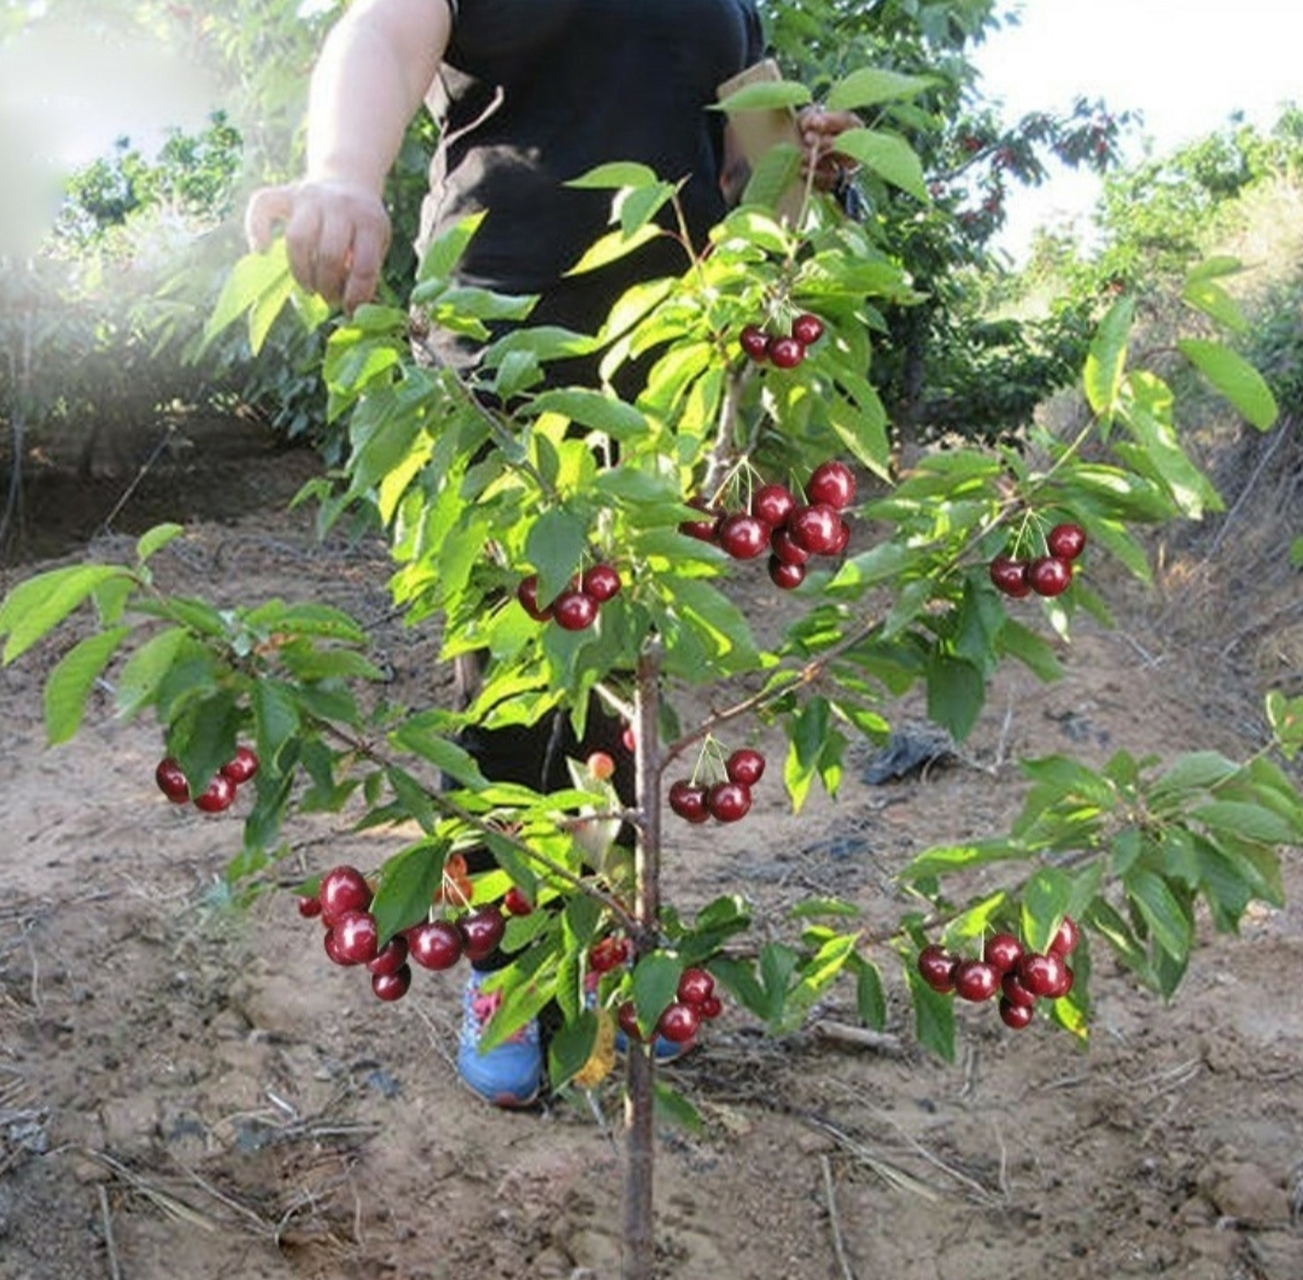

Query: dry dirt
left=2, top=417, right=1303, bottom=1280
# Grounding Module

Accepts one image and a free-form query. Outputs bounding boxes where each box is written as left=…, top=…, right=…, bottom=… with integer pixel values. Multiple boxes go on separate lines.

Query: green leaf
left=173, top=690, right=241, bottom=792
left=716, top=80, right=811, bottom=112
left=0, top=565, right=128, bottom=664
left=44, top=627, right=130, bottom=744
left=1082, top=297, right=1134, bottom=419
left=566, top=161, right=660, bottom=189
left=386, top=766, right=438, bottom=833
left=997, top=618, right=1065, bottom=682
left=532, top=389, right=649, bottom=441
left=565, top=223, right=661, bottom=276
left=1020, top=867, right=1073, bottom=953
left=832, top=128, right=928, bottom=200
left=252, top=679, right=301, bottom=773
left=653, top=1080, right=705, bottom=1133
left=390, top=721, right=489, bottom=790
left=547, top=1010, right=598, bottom=1090
left=371, top=840, right=446, bottom=944
left=526, top=508, right=589, bottom=605
left=826, top=68, right=936, bottom=111
left=1149, top=751, right=1241, bottom=800
left=114, top=626, right=190, bottom=718
left=417, top=210, right=486, bottom=282
left=631, top=951, right=683, bottom=1027
left=758, top=943, right=799, bottom=1024
left=1177, top=339, right=1278, bottom=430
left=1191, top=800, right=1299, bottom=845
left=924, top=652, right=983, bottom=742
left=899, top=840, right=1025, bottom=881
left=1126, top=868, right=1192, bottom=960
left=904, top=960, right=955, bottom=1062
left=1181, top=277, right=1247, bottom=332
left=135, top=523, right=184, bottom=564
left=850, top=956, right=886, bottom=1029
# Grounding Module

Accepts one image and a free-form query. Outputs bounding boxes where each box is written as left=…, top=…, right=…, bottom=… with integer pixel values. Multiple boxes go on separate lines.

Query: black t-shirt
left=417, top=0, right=763, bottom=353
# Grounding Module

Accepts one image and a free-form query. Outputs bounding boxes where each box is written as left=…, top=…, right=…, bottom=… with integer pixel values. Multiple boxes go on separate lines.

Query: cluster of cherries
left=154, top=746, right=259, bottom=813
left=300, top=862, right=509, bottom=1003
left=681, top=458, right=857, bottom=592
left=667, top=746, right=765, bottom=825
left=739, top=312, right=825, bottom=370
left=516, top=563, right=621, bottom=632
left=989, top=521, right=1087, bottom=600
left=916, top=915, right=1080, bottom=1030
left=617, top=963, right=723, bottom=1048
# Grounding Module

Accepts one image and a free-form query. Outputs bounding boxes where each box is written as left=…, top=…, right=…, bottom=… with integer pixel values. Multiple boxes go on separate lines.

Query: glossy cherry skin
left=791, top=313, right=825, bottom=347
left=1049, top=915, right=1080, bottom=956
left=717, top=513, right=770, bottom=560
left=697, top=994, right=723, bottom=1020
left=319, top=865, right=372, bottom=924
left=194, top=774, right=237, bottom=814
left=751, top=483, right=796, bottom=529
left=989, top=555, right=1032, bottom=598
left=332, top=910, right=380, bottom=965
left=668, top=780, right=711, bottom=824
left=617, top=1000, right=643, bottom=1041
left=725, top=748, right=766, bottom=787
left=407, top=920, right=464, bottom=970
left=297, top=895, right=323, bottom=919
left=155, top=758, right=190, bottom=803
left=807, top=460, right=856, bottom=510
left=707, top=781, right=752, bottom=823
left=589, top=935, right=630, bottom=974
left=999, top=997, right=1034, bottom=1029
left=371, top=964, right=412, bottom=1002
left=739, top=325, right=770, bottom=361
left=679, top=498, right=721, bottom=542
left=917, top=944, right=958, bottom=993
left=367, top=934, right=409, bottom=976
left=828, top=517, right=851, bottom=556
left=1017, top=951, right=1069, bottom=998
left=502, top=886, right=533, bottom=917
left=516, top=574, right=553, bottom=621
left=768, top=557, right=806, bottom=590
left=677, top=967, right=715, bottom=1006
left=1052, top=965, right=1075, bottom=999
left=1001, top=970, right=1037, bottom=1009
left=983, top=933, right=1024, bottom=975
left=552, top=589, right=598, bottom=631
left=788, top=504, right=843, bottom=555
left=954, top=959, right=1000, bottom=1002
left=458, top=907, right=506, bottom=963
left=1028, top=555, right=1072, bottom=597
left=1046, top=522, right=1087, bottom=561
left=323, top=927, right=355, bottom=967
left=581, top=564, right=621, bottom=603
left=657, top=1001, right=701, bottom=1044
left=770, top=526, right=811, bottom=566
left=220, top=746, right=259, bottom=784
left=768, top=336, right=805, bottom=369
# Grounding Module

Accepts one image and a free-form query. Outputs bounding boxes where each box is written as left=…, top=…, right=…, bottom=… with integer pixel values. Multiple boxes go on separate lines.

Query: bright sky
left=973, top=0, right=1303, bottom=262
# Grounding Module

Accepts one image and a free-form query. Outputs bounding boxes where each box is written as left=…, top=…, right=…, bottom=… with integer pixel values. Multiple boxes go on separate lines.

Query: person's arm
left=244, top=0, right=453, bottom=311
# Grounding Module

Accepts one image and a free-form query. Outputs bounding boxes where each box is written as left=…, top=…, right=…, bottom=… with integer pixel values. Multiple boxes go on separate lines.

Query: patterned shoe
left=457, top=970, right=543, bottom=1108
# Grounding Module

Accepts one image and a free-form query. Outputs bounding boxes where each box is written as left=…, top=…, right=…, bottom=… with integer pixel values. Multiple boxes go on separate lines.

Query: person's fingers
left=343, top=216, right=390, bottom=314
left=284, top=199, right=324, bottom=298
left=315, top=210, right=354, bottom=306
left=244, top=185, right=293, bottom=252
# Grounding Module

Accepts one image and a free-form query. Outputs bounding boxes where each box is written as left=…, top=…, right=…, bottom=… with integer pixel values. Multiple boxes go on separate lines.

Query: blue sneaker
left=457, top=971, right=543, bottom=1108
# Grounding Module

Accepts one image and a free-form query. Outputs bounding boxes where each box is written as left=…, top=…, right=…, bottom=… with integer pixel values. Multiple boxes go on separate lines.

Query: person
left=246, top=0, right=858, bottom=1108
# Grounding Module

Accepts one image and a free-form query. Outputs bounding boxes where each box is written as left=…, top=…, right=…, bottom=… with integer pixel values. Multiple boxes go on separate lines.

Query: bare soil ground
left=2, top=416, right=1302, bottom=1280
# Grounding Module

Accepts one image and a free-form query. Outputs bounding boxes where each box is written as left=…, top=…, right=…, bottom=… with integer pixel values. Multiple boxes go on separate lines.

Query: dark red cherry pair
left=667, top=747, right=766, bottom=825
left=517, top=563, right=621, bottom=632
left=740, top=312, right=825, bottom=369
left=990, top=522, right=1087, bottom=600
left=155, top=746, right=259, bottom=814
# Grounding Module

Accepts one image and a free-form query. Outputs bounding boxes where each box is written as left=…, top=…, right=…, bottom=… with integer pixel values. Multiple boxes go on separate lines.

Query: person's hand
left=796, top=105, right=862, bottom=193
left=244, top=179, right=391, bottom=313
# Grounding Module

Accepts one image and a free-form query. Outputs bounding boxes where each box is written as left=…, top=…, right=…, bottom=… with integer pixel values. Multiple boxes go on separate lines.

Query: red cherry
left=332, top=910, right=380, bottom=965
left=807, top=460, right=856, bottom=510
left=768, top=336, right=804, bottom=369
left=697, top=994, right=723, bottom=1020
left=788, top=504, right=843, bottom=555
left=458, top=906, right=506, bottom=963
left=1028, top=556, right=1072, bottom=597
left=917, top=944, right=958, bottom=993
left=679, top=498, right=721, bottom=542
left=725, top=748, right=766, bottom=787
left=1017, top=951, right=1069, bottom=998
left=954, top=959, right=1000, bottom=1002
left=297, top=895, right=322, bottom=919
left=983, top=933, right=1024, bottom=975
left=668, top=780, right=711, bottom=824
left=581, top=564, right=621, bottom=603
left=677, top=967, right=715, bottom=1006
left=657, top=1001, right=700, bottom=1044
left=220, top=746, right=259, bottom=784
left=770, top=526, right=811, bottom=566
left=587, top=750, right=616, bottom=781
left=717, top=513, right=770, bottom=560
left=319, top=866, right=372, bottom=924
left=552, top=589, right=598, bottom=631
left=1049, top=915, right=1080, bottom=956
left=1001, top=970, right=1037, bottom=1009
left=989, top=555, right=1032, bottom=598
left=740, top=325, right=770, bottom=362
left=828, top=517, right=851, bottom=556
left=999, top=997, right=1034, bottom=1029
left=367, top=933, right=409, bottom=976
left=371, top=964, right=412, bottom=1002
left=323, top=927, right=354, bottom=967
left=155, top=757, right=190, bottom=803
left=1052, top=965, right=1075, bottom=1000
left=503, top=886, right=533, bottom=917
left=621, top=723, right=637, bottom=753
left=1046, top=522, right=1087, bottom=561
left=407, top=920, right=464, bottom=970
left=751, top=483, right=796, bottom=528
left=589, top=935, right=630, bottom=974
left=791, top=313, right=825, bottom=347
left=193, top=774, right=237, bottom=813
left=617, top=1000, right=643, bottom=1041
left=707, top=781, right=752, bottom=823
left=768, top=556, right=806, bottom=590
left=516, top=574, right=553, bottom=621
